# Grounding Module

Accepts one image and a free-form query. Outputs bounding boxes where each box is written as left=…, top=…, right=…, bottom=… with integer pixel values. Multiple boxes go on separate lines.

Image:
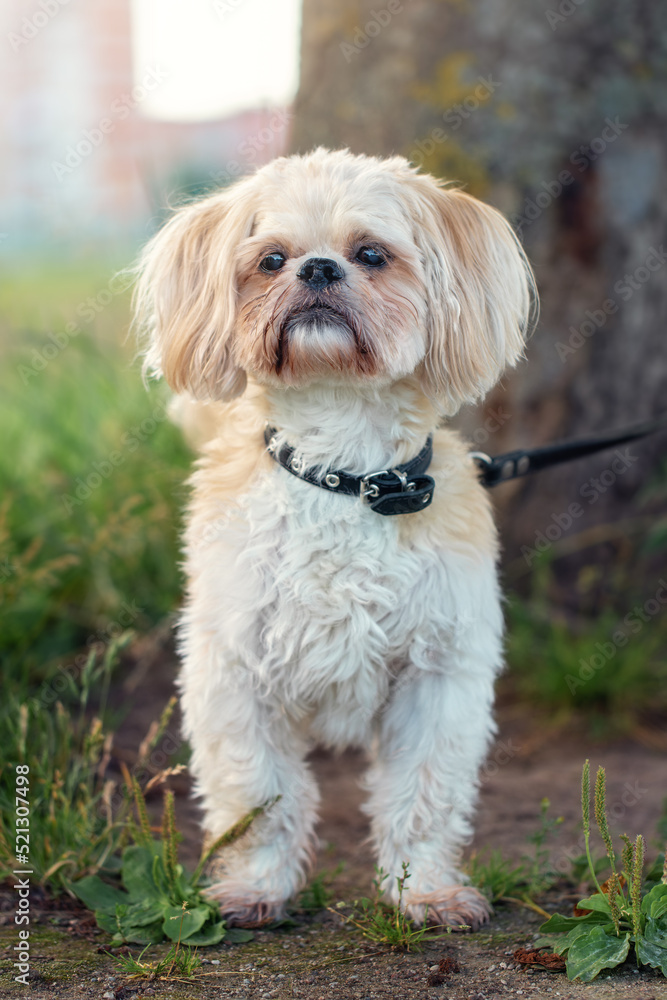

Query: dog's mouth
left=275, top=304, right=363, bottom=373
left=282, top=304, right=354, bottom=332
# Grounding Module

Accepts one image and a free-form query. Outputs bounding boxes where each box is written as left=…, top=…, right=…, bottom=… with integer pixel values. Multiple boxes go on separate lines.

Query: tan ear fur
left=409, top=178, right=537, bottom=414
left=132, top=177, right=259, bottom=400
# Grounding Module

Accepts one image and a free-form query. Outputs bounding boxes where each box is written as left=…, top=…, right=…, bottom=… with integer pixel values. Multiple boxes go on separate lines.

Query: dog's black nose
left=296, top=257, right=344, bottom=290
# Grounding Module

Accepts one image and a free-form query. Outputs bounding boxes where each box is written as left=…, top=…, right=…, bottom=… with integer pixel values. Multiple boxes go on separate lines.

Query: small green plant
left=568, top=851, right=610, bottom=888
left=113, top=904, right=203, bottom=983
left=466, top=797, right=562, bottom=910
left=297, top=864, right=344, bottom=912
left=114, top=939, right=202, bottom=982
left=466, top=850, right=528, bottom=904
left=331, top=862, right=456, bottom=950
left=524, top=797, right=564, bottom=896
left=72, top=781, right=263, bottom=947
left=536, top=760, right=667, bottom=982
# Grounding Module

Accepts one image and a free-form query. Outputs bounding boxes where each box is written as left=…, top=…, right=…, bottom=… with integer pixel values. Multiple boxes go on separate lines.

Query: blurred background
left=1, top=0, right=666, bottom=895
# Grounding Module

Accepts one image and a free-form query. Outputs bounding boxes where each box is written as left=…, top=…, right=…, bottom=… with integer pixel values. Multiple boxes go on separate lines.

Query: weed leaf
left=161, top=904, right=209, bottom=941
left=566, top=925, right=630, bottom=981
left=122, top=899, right=166, bottom=928
left=71, top=874, right=128, bottom=911
left=96, top=910, right=126, bottom=936
left=185, top=920, right=229, bottom=946
left=539, top=911, right=608, bottom=934
left=637, top=918, right=667, bottom=974
left=112, top=919, right=164, bottom=946
left=223, top=927, right=255, bottom=944
left=575, top=893, right=614, bottom=915
left=120, top=845, right=165, bottom=901
left=642, top=884, right=667, bottom=920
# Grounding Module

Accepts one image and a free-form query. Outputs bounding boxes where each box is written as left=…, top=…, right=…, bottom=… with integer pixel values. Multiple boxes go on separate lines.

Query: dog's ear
left=409, top=177, right=536, bottom=413
left=133, top=176, right=258, bottom=400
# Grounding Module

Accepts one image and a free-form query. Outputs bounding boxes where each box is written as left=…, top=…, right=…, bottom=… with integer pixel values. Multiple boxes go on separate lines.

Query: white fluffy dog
left=133, top=148, right=535, bottom=929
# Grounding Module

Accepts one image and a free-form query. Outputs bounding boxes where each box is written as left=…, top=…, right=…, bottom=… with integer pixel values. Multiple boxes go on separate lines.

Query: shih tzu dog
left=133, top=148, right=535, bottom=929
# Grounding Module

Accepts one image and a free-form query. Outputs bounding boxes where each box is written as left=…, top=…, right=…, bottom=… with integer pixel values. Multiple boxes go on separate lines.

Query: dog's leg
left=364, top=649, right=498, bottom=930
left=181, top=678, right=318, bottom=925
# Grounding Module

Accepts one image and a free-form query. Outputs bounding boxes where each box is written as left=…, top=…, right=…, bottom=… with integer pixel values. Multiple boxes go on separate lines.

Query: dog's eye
left=260, top=252, right=287, bottom=272
left=355, top=247, right=385, bottom=267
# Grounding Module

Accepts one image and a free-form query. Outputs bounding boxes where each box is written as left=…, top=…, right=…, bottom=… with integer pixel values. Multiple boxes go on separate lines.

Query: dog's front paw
left=205, top=880, right=287, bottom=927
left=404, top=885, right=491, bottom=931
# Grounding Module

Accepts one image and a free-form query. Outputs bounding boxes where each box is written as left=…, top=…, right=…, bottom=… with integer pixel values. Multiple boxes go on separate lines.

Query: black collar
left=264, top=426, right=435, bottom=516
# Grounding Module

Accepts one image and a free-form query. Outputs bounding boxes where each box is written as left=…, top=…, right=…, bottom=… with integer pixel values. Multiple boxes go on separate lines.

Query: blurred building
left=0, top=0, right=290, bottom=251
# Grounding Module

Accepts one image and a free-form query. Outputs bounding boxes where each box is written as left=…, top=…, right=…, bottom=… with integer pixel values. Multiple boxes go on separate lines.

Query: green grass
left=504, top=553, right=667, bottom=733
left=0, top=259, right=192, bottom=895
left=112, top=940, right=203, bottom=983
left=0, top=260, right=191, bottom=691
left=0, top=637, right=131, bottom=891
left=332, top=863, right=456, bottom=949
left=466, top=797, right=564, bottom=908
left=296, top=865, right=344, bottom=913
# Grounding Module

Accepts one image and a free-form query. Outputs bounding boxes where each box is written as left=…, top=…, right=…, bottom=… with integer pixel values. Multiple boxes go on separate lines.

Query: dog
left=133, top=147, right=535, bottom=929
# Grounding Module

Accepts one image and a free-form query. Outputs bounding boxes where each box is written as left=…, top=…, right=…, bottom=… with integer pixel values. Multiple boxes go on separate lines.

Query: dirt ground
left=1, top=633, right=666, bottom=1000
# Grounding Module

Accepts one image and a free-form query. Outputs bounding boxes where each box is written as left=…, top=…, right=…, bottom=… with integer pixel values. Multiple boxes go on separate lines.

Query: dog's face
left=135, top=148, right=534, bottom=414
left=232, top=162, right=429, bottom=390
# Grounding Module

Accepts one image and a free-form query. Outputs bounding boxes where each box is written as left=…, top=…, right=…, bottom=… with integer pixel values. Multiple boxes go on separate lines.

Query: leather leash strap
left=473, top=413, right=667, bottom=488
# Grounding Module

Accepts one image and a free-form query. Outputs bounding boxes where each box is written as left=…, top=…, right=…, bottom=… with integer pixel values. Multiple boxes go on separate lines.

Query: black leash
left=264, top=414, right=667, bottom=515
left=473, top=413, right=667, bottom=488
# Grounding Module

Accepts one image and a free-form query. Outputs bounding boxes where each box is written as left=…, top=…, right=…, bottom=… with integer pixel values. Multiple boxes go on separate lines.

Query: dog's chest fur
left=181, top=384, right=501, bottom=748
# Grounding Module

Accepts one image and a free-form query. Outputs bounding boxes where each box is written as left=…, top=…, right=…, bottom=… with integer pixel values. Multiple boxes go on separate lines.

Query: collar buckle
left=264, top=424, right=435, bottom=515
left=360, top=467, right=416, bottom=503
left=360, top=469, right=388, bottom=502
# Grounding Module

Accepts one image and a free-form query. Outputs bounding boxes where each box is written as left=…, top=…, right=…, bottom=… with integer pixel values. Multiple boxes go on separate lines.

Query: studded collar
left=263, top=426, right=435, bottom=516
